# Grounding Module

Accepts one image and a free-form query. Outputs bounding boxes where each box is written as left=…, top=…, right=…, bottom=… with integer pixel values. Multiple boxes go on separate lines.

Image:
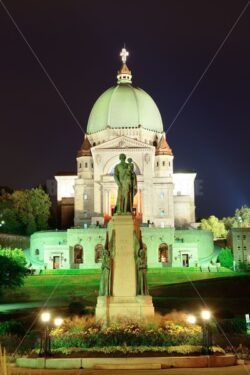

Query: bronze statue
left=99, top=248, right=112, bottom=296
left=114, top=154, right=137, bottom=214
left=136, top=248, right=149, bottom=295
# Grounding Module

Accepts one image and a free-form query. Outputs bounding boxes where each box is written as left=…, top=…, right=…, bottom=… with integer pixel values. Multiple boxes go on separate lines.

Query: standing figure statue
left=136, top=248, right=149, bottom=295
left=99, top=249, right=112, bottom=296
left=114, top=153, right=137, bottom=214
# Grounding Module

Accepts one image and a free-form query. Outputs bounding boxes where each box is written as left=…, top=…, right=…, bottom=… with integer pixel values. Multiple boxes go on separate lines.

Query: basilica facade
left=29, top=50, right=215, bottom=271
left=56, top=51, right=196, bottom=229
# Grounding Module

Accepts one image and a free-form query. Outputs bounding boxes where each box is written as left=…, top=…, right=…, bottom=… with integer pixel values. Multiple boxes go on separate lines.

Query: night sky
left=0, top=0, right=250, bottom=219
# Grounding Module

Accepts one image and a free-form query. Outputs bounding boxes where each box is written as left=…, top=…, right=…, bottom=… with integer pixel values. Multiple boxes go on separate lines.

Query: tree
left=0, top=186, right=51, bottom=235
left=223, top=205, right=250, bottom=230
left=217, top=248, right=234, bottom=268
left=200, top=215, right=227, bottom=239
left=0, top=255, right=28, bottom=293
left=0, top=248, right=26, bottom=266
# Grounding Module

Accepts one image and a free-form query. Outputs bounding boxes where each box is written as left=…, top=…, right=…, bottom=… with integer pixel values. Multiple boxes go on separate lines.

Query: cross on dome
left=120, top=47, right=129, bottom=64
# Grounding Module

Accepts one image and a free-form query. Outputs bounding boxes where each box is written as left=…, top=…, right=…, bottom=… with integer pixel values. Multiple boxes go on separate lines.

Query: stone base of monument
left=95, top=214, right=155, bottom=323
left=96, top=295, right=154, bottom=323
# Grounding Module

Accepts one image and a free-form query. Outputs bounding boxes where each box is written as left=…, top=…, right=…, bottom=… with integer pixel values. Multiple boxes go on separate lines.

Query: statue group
left=114, top=154, right=137, bottom=214
left=99, top=245, right=149, bottom=297
left=99, top=153, right=148, bottom=297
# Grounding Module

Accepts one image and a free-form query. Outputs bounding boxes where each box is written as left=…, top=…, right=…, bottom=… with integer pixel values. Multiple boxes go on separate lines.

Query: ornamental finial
left=120, top=47, right=129, bottom=64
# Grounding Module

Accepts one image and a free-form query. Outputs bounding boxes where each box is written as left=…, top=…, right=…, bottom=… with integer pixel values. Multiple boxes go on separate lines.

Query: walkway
left=8, top=364, right=250, bottom=375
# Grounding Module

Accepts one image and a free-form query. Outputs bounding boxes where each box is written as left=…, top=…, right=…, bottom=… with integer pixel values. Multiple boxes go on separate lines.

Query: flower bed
left=49, top=317, right=203, bottom=349
left=31, top=345, right=225, bottom=358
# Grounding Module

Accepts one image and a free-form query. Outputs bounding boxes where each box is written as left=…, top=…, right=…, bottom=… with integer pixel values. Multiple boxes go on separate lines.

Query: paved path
left=8, top=364, right=250, bottom=375
left=0, top=300, right=65, bottom=313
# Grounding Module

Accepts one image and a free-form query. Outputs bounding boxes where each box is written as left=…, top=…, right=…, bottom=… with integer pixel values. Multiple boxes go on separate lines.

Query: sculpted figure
left=114, top=154, right=137, bottom=214
left=136, top=248, right=149, bottom=295
left=99, top=249, right=112, bottom=296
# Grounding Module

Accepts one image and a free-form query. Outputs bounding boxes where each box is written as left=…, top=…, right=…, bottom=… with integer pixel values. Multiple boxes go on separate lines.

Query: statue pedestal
left=96, top=295, right=155, bottom=322
left=95, top=215, right=154, bottom=323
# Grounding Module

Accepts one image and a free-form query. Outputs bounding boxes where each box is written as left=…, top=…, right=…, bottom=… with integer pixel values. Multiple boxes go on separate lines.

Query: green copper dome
left=87, top=83, right=164, bottom=134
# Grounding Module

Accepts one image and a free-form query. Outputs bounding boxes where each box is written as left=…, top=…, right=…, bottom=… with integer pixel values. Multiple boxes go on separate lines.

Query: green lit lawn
left=2, top=268, right=249, bottom=316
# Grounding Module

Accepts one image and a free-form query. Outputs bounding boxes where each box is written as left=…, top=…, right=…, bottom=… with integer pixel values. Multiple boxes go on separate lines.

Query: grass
left=1, top=268, right=250, bottom=319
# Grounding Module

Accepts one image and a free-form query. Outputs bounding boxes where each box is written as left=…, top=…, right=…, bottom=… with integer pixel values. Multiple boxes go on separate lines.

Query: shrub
left=218, top=318, right=247, bottom=334
left=0, top=321, right=25, bottom=336
left=50, top=316, right=202, bottom=349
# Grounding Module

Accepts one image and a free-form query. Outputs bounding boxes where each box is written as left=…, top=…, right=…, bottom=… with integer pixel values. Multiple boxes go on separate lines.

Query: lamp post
left=186, top=310, right=212, bottom=355
left=201, top=310, right=212, bottom=355
left=40, top=311, right=51, bottom=357
left=40, top=312, right=63, bottom=357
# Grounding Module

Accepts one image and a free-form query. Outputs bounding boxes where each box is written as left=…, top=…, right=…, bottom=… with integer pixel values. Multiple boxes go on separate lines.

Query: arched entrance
left=95, top=244, right=103, bottom=263
left=74, top=244, right=83, bottom=264
left=158, top=243, right=168, bottom=263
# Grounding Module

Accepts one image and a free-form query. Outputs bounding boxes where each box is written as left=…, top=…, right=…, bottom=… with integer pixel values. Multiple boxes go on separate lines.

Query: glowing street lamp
left=201, top=309, right=212, bottom=355
left=40, top=311, right=51, bottom=357
left=40, top=312, right=63, bottom=357
left=54, top=317, right=63, bottom=327
left=201, top=310, right=211, bottom=321
left=187, top=314, right=197, bottom=324
left=41, top=312, right=51, bottom=323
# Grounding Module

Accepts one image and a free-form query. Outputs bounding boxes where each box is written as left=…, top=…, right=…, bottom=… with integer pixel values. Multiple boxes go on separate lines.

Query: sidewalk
left=8, top=364, right=250, bottom=375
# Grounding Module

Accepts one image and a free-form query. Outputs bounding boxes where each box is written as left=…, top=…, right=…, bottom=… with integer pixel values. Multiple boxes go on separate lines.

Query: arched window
left=158, top=243, right=168, bottom=263
left=74, top=244, right=83, bottom=264
left=35, top=249, right=39, bottom=256
left=95, top=244, right=103, bottom=263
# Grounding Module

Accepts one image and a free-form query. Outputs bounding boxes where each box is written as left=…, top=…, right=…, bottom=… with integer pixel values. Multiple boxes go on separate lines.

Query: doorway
left=182, top=254, right=189, bottom=267
left=53, top=256, right=60, bottom=269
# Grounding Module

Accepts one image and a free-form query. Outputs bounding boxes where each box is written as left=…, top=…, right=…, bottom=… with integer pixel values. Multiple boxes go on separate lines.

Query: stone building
left=28, top=49, right=215, bottom=270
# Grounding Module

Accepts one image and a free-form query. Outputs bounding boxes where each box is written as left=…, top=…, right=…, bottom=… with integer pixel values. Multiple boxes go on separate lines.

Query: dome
left=87, top=60, right=164, bottom=134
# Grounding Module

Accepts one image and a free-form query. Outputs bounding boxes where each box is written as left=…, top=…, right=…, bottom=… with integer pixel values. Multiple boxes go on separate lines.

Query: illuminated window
left=158, top=243, right=168, bottom=263
left=160, top=192, right=164, bottom=199
left=84, top=193, right=88, bottom=200
left=95, top=244, right=103, bottom=263
left=74, top=244, right=83, bottom=264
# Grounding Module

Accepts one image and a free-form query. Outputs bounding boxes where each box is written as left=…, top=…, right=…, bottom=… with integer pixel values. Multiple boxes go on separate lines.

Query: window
left=79, top=163, right=82, bottom=169
left=160, top=209, right=165, bottom=216
left=74, top=244, right=83, bottom=264
left=177, top=191, right=181, bottom=196
left=243, top=235, right=246, bottom=239
left=84, top=193, right=88, bottom=200
left=85, top=162, right=88, bottom=168
left=35, top=249, right=39, bottom=256
left=160, top=192, right=164, bottom=199
left=95, top=244, right=103, bottom=263
left=163, top=161, right=165, bottom=166
left=169, top=162, right=171, bottom=167
left=158, top=243, right=168, bottom=263
left=91, top=162, right=93, bottom=168
left=156, top=161, right=159, bottom=167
